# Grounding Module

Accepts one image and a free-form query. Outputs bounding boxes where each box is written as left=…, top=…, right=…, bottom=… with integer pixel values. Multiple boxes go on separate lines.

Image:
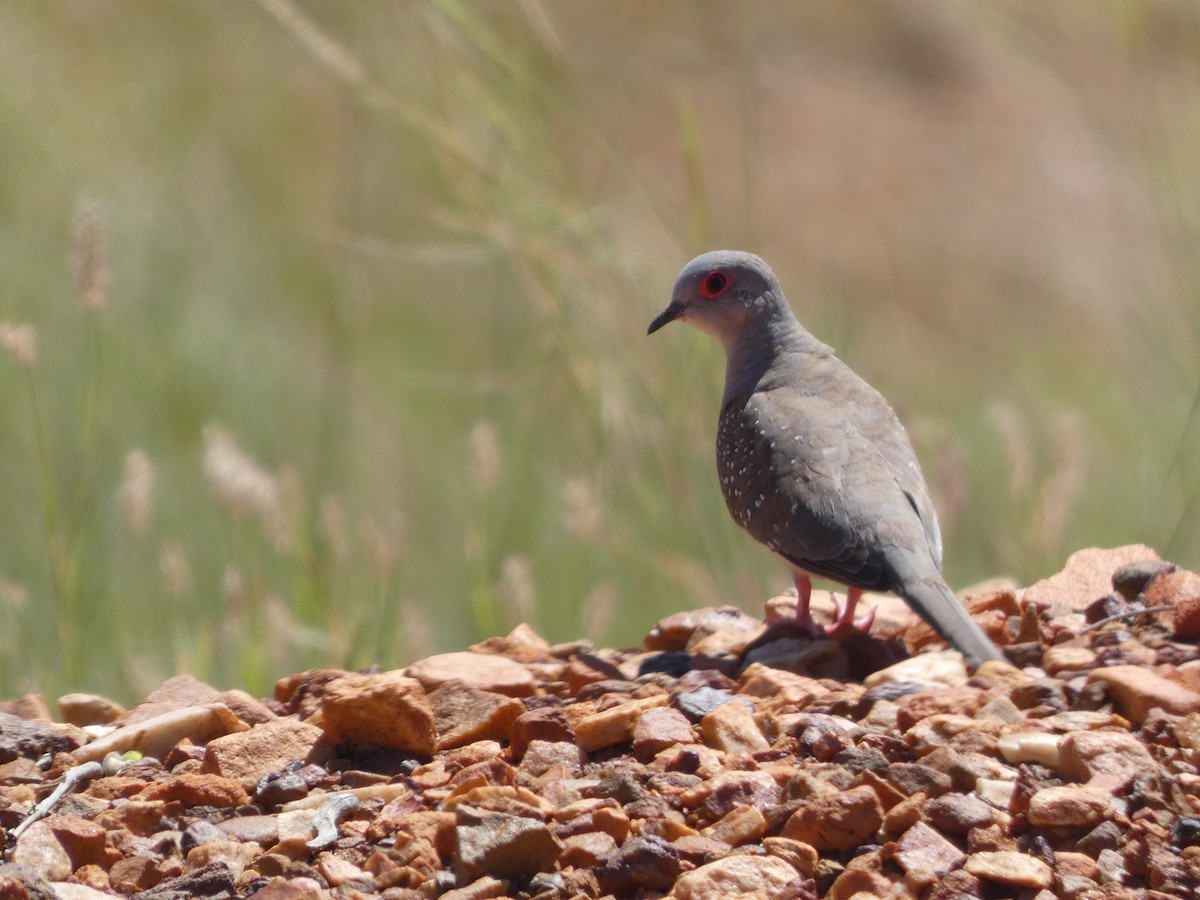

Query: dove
left=649, top=250, right=1002, bottom=666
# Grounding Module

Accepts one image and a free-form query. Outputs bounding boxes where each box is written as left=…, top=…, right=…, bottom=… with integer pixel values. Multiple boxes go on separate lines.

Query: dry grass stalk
left=119, top=450, right=155, bottom=534
left=0, top=323, right=38, bottom=367
left=470, top=421, right=502, bottom=496
left=202, top=425, right=291, bottom=548
left=496, top=555, right=536, bottom=623
left=562, top=475, right=602, bottom=540
left=71, top=198, right=109, bottom=313
left=158, top=540, right=193, bottom=600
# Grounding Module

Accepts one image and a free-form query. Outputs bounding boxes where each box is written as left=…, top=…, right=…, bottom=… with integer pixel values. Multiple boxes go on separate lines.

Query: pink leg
left=827, top=586, right=877, bottom=637
left=794, top=573, right=813, bottom=625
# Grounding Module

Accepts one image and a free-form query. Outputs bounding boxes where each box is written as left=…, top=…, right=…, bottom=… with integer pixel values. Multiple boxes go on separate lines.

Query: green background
left=1, top=1, right=1197, bottom=703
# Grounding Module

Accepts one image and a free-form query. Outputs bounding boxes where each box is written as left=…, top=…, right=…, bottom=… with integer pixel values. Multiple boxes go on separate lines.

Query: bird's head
left=648, top=250, right=790, bottom=350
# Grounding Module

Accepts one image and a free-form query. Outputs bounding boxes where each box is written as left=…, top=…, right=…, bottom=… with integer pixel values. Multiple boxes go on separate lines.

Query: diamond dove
left=648, top=250, right=1002, bottom=667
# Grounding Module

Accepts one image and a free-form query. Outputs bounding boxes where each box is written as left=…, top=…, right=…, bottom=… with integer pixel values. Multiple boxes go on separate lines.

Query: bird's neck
left=721, top=310, right=819, bottom=402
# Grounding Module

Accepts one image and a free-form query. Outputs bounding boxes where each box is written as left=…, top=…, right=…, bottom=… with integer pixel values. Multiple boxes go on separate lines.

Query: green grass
left=0, top=1, right=1197, bottom=704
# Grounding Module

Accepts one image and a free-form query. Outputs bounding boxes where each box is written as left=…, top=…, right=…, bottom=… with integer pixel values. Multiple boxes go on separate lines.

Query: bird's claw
left=824, top=598, right=876, bottom=638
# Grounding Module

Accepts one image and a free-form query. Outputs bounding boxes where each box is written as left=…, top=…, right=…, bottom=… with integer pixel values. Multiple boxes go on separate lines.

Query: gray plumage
left=649, top=250, right=1002, bottom=667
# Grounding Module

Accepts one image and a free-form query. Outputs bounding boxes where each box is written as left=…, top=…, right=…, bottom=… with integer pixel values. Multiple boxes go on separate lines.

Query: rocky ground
left=1, top=544, right=1199, bottom=899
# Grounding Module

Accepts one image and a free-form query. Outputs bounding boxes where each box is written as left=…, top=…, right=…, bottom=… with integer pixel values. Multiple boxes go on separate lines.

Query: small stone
left=781, top=784, right=882, bottom=851
left=43, top=814, right=109, bottom=870
left=895, top=686, right=988, bottom=730
left=645, top=606, right=761, bottom=651
left=201, top=717, right=329, bottom=789
left=670, top=854, right=805, bottom=899
left=633, top=706, right=695, bottom=763
left=553, top=799, right=631, bottom=845
left=426, top=679, right=524, bottom=752
left=114, top=674, right=222, bottom=724
left=761, top=836, right=818, bottom=877
left=1095, top=847, right=1128, bottom=883
left=702, top=805, right=767, bottom=846
left=887, top=762, right=952, bottom=797
left=315, top=852, right=371, bottom=887
left=1054, top=850, right=1099, bottom=880
left=454, top=810, right=562, bottom=883
left=0, top=711, right=83, bottom=763
left=700, top=699, right=769, bottom=755
left=737, top=664, right=831, bottom=709
left=674, top=686, right=742, bottom=721
left=575, top=695, right=666, bottom=752
left=1027, top=784, right=1108, bottom=827
left=1009, top=678, right=1067, bottom=710
left=893, top=821, right=966, bottom=887
left=1171, top=816, right=1200, bottom=848
left=680, top=770, right=782, bottom=822
left=1060, top=727, right=1155, bottom=793
left=883, top=793, right=925, bottom=835
left=1088, top=664, right=1200, bottom=723
left=57, top=693, right=125, bottom=727
left=1112, top=559, right=1176, bottom=599
left=1041, top=645, right=1097, bottom=675
left=1175, top=594, right=1200, bottom=640
left=509, top=707, right=573, bottom=760
left=272, top=669, right=352, bottom=719
left=975, top=778, right=1017, bottom=809
left=0, top=694, right=53, bottom=721
left=519, top=739, right=583, bottom=778
left=925, top=792, right=994, bottom=834
left=824, top=862, right=893, bottom=899
left=46, top=884, right=114, bottom=900
left=596, top=834, right=680, bottom=895
left=672, top=833, right=734, bottom=867
left=140, top=772, right=251, bottom=808
left=72, top=703, right=247, bottom=763
left=925, top=869, right=985, bottom=900
left=11, top=819, right=73, bottom=881
left=108, top=855, right=163, bottom=893
left=964, top=850, right=1053, bottom=889
left=1024, top=545, right=1160, bottom=612
left=1143, top=565, right=1200, bottom=604
left=320, top=671, right=436, bottom=755
left=244, top=876, right=325, bottom=899
left=185, top=839, right=260, bottom=876
left=406, top=652, right=535, bottom=697
left=559, top=830, right=618, bottom=868
left=996, top=731, right=1061, bottom=767
left=217, top=815, right=281, bottom=846
left=1077, top=820, right=1123, bottom=856
left=133, top=860, right=237, bottom=898
left=865, top=650, right=969, bottom=689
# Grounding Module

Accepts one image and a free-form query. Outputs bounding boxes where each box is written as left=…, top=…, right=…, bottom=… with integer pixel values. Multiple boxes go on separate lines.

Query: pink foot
left=826, top=586, right=877, bottom=638
left=766, top=577, right=876, bottom=639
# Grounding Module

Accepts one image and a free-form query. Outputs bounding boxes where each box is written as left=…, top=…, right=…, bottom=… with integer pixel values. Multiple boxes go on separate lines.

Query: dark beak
left=647, top=301, right=685, bottom=335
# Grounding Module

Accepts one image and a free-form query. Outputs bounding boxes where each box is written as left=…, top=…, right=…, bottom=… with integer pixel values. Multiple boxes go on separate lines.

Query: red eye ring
left=699, top=270, right=730, bottom=299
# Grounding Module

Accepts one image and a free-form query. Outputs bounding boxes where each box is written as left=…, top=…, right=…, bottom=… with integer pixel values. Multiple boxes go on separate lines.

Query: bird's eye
left=699, top=270, right=730, bottom=299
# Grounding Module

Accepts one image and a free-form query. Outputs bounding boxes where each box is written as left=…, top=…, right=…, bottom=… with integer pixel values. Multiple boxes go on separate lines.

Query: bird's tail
left=898, top=577, right=1004, bottom=668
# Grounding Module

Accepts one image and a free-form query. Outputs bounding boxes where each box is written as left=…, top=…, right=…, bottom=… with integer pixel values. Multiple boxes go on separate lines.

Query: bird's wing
left=732, top=351, right=942, bottom=592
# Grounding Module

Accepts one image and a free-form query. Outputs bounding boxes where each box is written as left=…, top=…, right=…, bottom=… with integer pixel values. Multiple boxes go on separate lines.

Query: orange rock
left=781, top=785, right=883, bottom=851
left=427, top=679, right=525, bottom=752
left=406, top=652, right=536, bottom=697
left=108, top=855, right=163, bottom=893
left=140, top=772, right=251, bottom=808
left=201, top=716, right=329, bottom=789
left=1023, top=545, right=1160, bottom=612
left=1087, top=664, right=1200, bottom=724
left=320, top=671, right=436, bottom=755
left=699, top=700, right=769, bottom=755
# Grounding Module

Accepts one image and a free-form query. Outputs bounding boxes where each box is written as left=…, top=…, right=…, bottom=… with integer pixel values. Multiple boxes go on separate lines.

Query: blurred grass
left=0, top=1, right=1198, bottom=703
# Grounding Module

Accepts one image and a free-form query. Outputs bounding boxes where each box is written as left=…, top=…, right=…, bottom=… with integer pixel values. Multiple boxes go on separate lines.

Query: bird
left=648, top=250, right=1003, bottom=667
